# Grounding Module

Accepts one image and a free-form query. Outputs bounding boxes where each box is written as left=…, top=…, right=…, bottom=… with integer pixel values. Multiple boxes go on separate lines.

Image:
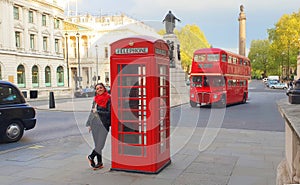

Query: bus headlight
left=213, top=94, right=218, bottom=99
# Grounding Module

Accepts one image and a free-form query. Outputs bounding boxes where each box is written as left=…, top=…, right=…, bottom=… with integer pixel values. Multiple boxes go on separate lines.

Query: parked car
left=266, top=80, right=279, bottom=87
left=269, top=82, right=288, bottom=89
left=0, top=80, right=36, bottom=142
left=286, top=79, right=300, bottom=96
left=74, top=87, right=95, bottom=98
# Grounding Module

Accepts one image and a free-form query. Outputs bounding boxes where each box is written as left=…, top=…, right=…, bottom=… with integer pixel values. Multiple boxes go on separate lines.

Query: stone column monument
left=162, top=11, right=189, bottom=107
left=238, top=5, right=246, bottom=56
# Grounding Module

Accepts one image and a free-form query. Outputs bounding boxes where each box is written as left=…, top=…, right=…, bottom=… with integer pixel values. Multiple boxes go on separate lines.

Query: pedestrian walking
left=289, top=80, right=294, bottom=89
left=86, top=83, right=111, bottom=170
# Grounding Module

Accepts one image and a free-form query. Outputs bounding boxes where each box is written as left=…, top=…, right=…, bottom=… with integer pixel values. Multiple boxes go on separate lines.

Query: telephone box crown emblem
left=129, top=41, right=134, bottom=46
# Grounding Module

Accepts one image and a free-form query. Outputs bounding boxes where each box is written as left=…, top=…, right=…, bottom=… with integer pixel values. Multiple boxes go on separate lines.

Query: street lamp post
left=65, top=33, right=69, bottom=87
left=95, top=44, right=99, bottom=84
left=76, top=32, right=81, bottom=88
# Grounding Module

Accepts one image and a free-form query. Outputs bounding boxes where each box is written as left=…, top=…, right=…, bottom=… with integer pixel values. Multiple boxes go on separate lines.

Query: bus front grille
left=198, top=93, right=210, bottom=103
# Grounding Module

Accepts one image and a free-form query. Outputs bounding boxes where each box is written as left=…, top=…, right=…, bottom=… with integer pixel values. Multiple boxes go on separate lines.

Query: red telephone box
left=110, top=36, right=171, bottom=173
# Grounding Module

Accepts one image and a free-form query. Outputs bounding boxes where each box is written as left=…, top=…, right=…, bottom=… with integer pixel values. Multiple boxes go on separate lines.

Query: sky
left=66, top=0, right=300, bottom=52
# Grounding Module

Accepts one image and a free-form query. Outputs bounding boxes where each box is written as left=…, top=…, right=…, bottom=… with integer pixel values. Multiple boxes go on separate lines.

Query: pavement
left=0, top=98, right=285, bottom=185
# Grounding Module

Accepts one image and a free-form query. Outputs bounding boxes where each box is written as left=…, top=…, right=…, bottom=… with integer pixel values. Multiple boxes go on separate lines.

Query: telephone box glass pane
left=117, top=64, right=147, bottom=156
left=158, top=65, right=169, bottom=154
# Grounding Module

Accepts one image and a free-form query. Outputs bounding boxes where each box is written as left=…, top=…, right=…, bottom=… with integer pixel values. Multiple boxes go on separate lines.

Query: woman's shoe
left=93, top=163, right=103, bottom=170
left=87, top=155, right=95, bottom=168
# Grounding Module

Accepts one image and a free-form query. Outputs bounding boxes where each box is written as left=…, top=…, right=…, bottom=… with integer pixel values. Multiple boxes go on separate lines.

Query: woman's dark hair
left=94, top=83, right=107, bottom=92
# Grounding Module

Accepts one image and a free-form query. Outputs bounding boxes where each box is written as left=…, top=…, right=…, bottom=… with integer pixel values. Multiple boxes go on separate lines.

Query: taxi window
left=0, top=85, right=23, bottom=105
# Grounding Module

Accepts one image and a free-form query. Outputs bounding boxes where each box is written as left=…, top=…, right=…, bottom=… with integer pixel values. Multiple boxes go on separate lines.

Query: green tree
left=176, top=25, right=210, bottom=72
left=248, top=40, right=271, bottom=78
left=268, top=11, right=300, bottom=80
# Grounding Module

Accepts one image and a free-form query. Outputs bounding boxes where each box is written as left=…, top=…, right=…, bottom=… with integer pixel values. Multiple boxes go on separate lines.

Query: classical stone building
left=0, top=1, right=162, bottom=98
left=0, top=0, right=68, bottom=98
left=64, top=13, right=161, bottom=89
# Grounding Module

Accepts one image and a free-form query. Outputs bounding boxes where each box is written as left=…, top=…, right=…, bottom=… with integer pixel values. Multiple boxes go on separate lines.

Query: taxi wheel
left=3, top=120, right=24, bottom=143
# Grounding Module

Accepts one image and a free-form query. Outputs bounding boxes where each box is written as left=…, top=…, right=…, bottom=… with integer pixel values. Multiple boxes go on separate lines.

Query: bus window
left=233, top=57, right=237, bottom=64
left=228, top=56, right=232, bottom=63
left=212, top=77, right=225, bottom=87
left=221, top=54, right=227, bottom=62
left=204, top=76, right=209, bottom=87
left=239, top=59, right=243, bottom=65
left=207, top=54, right=219, bottom=62
left=194, top=54, right=206, bottom=62
left=192, top=76, right=202, bottom=87
left=232, top=79, right=237, bottom=86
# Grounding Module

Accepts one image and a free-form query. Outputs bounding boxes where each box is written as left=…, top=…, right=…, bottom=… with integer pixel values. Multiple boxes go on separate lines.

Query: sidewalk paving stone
left=0, top=100, right=286, bottom=185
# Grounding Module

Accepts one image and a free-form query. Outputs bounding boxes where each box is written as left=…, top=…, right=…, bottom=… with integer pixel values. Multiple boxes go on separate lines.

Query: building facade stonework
left=64, top=13, right=161, bottom=89
left=0, top=0, right=68, bottom=98
left=0, top=1, right=163, bottom=98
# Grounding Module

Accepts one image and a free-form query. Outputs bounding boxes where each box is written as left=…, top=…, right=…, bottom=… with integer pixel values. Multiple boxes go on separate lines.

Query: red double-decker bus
left=189, top=48, right=251, bottom=107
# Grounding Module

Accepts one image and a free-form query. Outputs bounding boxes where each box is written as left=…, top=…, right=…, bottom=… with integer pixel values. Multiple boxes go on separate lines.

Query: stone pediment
left=28, top=26, right=38, bottom=33
left=64, top=21, right=91, bottom=31
left=54, top=31, right=63, bottom=38
left=42, top=29, right=50, bottom=36
left=14, top=22, right=24, bottom=30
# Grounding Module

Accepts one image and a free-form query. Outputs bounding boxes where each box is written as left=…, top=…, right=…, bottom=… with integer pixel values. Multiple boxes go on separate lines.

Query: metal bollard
left=49, top=92, right=55, bottom=109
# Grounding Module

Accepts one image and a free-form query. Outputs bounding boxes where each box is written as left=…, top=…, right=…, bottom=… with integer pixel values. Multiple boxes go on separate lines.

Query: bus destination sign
left=198, top=63, right=213, bottom=68
left=115, top=47, right=148, bottom=54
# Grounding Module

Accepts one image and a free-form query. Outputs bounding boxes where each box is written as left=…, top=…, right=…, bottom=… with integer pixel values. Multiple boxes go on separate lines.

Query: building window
left=17, top=65, right=26, bottom=88
left=56, top=66, right=64, bottom=87
left=15, top=32, right=21, bottom=48
left=42, top=14, right=46, bottom=26
left=14, top=6, right=19, bottom=20
left=105, top=47, right=108, bottom=58
left=45, top=66, right=51, bottom=87
left=28, top=10, right=33, bottom=23
left=32, top=65, right=39, bottom=87
left=54, top=19, right=60, bottom=29
left=105, top=72, right=109, bottom=85
left=30, top=34, right=35, bottom=50
left=55, top=39, right=59, bottom=53
left=43, top=37, right=48, bottom=51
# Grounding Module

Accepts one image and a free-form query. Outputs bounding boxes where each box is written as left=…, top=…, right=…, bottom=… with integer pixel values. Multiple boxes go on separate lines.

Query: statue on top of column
left=162, top=10, right=181, bottom=34
left=240, top=5, right=244, bottom=12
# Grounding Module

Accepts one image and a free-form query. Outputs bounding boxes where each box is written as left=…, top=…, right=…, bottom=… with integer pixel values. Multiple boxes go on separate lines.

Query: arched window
left=45, top=66, right=51, bottom=87
left=17, top=65, right=26, bottom=87
left=32, top=65, right=39, bottom=87
left=56, top=66, right=64, bottom=87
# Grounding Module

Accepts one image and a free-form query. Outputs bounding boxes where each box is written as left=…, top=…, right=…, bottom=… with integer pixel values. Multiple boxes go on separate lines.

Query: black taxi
left=0, top=81, right=36, bottom=142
